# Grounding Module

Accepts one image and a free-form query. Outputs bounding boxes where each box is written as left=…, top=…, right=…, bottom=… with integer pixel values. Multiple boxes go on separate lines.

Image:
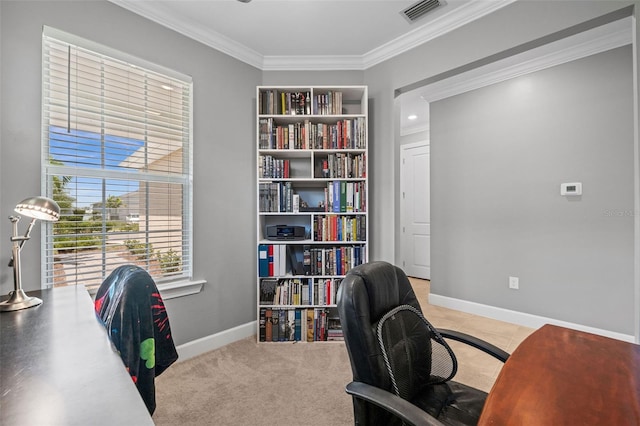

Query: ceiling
left=110, top=0, right=515, bottom=70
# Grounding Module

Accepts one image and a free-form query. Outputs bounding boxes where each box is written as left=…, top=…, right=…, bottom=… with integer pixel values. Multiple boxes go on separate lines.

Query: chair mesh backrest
left=376, top=304, right=457, bottom=401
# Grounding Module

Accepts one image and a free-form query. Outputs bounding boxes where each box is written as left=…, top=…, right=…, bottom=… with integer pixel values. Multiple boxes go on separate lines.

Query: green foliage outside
left=124, top=239, right=155, bottom=261
left=105, top=195, right=124, bottom=209
left=54, top=209, right=102, bottom=251
left=158, top=249, right=182, bottom=273
left=124, top=240, right=183, bottom=274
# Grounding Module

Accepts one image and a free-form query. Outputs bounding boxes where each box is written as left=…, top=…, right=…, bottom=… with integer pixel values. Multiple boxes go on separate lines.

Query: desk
left=478, top=324, right=640, bottom=425
left=0, top=286, right=154, bottom=426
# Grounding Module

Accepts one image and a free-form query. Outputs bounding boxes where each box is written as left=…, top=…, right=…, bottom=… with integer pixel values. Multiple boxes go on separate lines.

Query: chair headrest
left=345, top=261, right=419, bottom=322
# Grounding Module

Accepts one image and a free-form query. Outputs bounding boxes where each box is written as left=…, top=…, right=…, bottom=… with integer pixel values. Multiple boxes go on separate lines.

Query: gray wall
left=0, top=0, right=261, bottom=345
left=360, top=1, right=638, bottom=337
left=364, top=0, right=635, bottom=271
left=430, top=46, right=634, bottom=334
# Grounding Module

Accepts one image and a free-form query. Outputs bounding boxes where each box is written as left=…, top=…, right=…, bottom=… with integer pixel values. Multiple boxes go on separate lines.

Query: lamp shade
left=14, top=196, right=60, bottom=222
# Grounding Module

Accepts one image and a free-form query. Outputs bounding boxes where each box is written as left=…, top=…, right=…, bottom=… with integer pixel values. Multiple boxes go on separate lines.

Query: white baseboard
left=175, top=321, right=256, bottom=361
left=429, top=294, right=636, bottom=343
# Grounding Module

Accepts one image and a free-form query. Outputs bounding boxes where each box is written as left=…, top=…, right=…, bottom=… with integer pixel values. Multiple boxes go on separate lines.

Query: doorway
left=400, top=142, right=430, bottom=279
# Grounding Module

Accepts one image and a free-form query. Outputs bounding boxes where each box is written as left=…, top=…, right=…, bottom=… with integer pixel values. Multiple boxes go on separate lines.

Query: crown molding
left=261, top=55, right=365, bottom=71
left=109, top=0, right=264, bottom=69
left=419, top=16, right=632, bottom=103
left=401, top=122, right=430, bottom=136
left=110, top=0, right=515, bottom=71
left=362, top=0, right=517, bottom=69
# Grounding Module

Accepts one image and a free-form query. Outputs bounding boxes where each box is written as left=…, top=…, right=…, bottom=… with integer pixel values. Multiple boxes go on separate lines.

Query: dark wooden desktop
left=478, top=324, right=640, bottom=425
left=0, top=285, right=154, bottom=426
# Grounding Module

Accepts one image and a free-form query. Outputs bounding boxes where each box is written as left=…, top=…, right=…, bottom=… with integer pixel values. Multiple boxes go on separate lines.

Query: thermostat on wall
left=560, top=182, right=582, bottom=196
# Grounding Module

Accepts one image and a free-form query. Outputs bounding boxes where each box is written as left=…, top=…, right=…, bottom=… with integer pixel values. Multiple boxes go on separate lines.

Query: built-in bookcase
left=256, top=86, right=368, bottom=343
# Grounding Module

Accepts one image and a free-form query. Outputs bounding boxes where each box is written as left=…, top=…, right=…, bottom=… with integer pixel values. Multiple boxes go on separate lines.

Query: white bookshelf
left=256, top=85, right=369, bottom=342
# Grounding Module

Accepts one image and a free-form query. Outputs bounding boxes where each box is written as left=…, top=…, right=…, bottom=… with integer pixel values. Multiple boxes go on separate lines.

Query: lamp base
left=0, top=289, right=43, bottom=312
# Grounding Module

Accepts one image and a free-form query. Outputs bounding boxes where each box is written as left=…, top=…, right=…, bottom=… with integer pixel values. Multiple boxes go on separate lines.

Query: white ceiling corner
left=109, top=0, right=517, bottom=71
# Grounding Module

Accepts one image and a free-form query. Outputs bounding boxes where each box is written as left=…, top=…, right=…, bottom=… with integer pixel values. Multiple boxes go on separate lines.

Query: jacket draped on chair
left=95, top=265, right=178, bottom=414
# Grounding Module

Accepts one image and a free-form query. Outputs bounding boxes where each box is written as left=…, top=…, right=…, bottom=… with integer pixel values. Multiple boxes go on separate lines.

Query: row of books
left=259, top=182, right=296, bottom=213
left=258, top=90, right=345, bottom=116
left=315, top=153, right=366, bottom=179
left=259, top=244, right=288, bottom=277
left=316, top=91, right=343, bottom=115
left=259, top=155, right=290, bottom=179
left=258, top=117, right=366, bottom=150
left=326, top=181, right=366, bottom=213
left=314, top=215, right=366, bottom=242
left=259, top=90, right=312, bottom=115
left=259, top=277, right=342, bottom=306
left=258, top=244, right=366, bottom=277
left=259, top=307, right=342, bottom=342
left=258, top=181, right=367, bottom=213
left=258, top=153, right=365, bottom=180
left=308, top=245, right=366, bottom=276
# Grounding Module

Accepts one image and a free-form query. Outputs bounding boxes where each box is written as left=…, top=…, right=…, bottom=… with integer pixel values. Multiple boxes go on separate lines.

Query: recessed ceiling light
left=161, top=84, right=173, bottom=91
left=408, top=114, right=418, bottom=120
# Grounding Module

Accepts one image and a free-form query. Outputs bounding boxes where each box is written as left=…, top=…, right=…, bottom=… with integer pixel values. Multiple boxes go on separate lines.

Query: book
left=279, top=244, right=287, bottom=276
left=259, top=307, right=267, bottom=342
left=271, top=308, right=279, bottom=342
left=307, top=309, right=315, bottom=342
left=327, top=316, right=343, bottom=341
left=300, top=309, right=307, bottom=340
left=318, top=309, right=327, bottom=341
left=288, top=246, right=304, bottom=275
left=292, top=193, right=299, bottom=213
left=273, top=244, right=280, bottom=276
left=279, top=309, right=286, bottom=341
left=294, top=309, right=302, bottom=341
left=268, top=244, right=274, bottom=276
left=287, top=309, right=295, bottom=341
left=299, top=245, right=309, bottom=275
left=259, top=279, right=278, bottom=305
left=265, top=309, right=273, bottom=342
left=258, top=244, right=269, bottom=277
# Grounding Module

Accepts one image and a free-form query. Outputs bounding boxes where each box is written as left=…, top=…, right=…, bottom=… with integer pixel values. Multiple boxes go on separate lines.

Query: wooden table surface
left=478, top=324, right=640, bottom=426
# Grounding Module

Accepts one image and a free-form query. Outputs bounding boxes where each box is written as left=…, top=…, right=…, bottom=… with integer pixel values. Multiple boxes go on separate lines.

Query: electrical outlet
left=509, top=276, right=519, bottom=290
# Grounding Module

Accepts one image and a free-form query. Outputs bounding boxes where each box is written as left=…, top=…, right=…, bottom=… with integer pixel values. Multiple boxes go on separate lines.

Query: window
left=41, top=27, right=193, bottom=291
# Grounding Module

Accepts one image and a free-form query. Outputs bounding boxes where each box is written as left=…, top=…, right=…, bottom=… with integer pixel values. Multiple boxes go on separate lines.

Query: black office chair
left=336, top=261, right=509, bottom=426
left=94, top=265, right=178, bottom=415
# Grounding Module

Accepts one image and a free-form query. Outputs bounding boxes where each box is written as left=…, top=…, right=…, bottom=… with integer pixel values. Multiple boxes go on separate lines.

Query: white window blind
left=41, top=27, right=193, bottom=289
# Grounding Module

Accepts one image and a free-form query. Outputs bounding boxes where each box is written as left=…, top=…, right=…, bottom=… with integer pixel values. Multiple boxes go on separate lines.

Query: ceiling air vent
left=401, top=0, right=442, bottom=24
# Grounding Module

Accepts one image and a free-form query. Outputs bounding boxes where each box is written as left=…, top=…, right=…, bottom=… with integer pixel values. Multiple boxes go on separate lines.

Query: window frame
left=41, top=26, right=203, bottom=299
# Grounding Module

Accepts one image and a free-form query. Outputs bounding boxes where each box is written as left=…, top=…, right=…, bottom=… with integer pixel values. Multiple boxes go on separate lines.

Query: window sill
left=85, top=279, right=205, bottom=300
left=157, top=279, right=206, bottom=300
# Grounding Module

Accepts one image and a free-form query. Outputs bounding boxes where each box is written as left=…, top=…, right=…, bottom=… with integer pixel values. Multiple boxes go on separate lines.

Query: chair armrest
left=345, top=381, right=445, bottom=426
left=436, top=328, right=510, bottom=363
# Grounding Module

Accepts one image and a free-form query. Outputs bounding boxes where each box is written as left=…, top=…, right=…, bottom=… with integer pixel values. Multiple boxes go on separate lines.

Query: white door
left=400, top=143, right=430, bottom=279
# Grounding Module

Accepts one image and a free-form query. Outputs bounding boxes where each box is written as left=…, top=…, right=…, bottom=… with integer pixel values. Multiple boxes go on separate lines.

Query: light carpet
left=153, top=279, right=525, bottom=425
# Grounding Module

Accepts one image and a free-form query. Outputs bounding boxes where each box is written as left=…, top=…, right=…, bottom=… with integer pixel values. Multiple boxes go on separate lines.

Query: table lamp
left=0, top=196, right=60, bottom=312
